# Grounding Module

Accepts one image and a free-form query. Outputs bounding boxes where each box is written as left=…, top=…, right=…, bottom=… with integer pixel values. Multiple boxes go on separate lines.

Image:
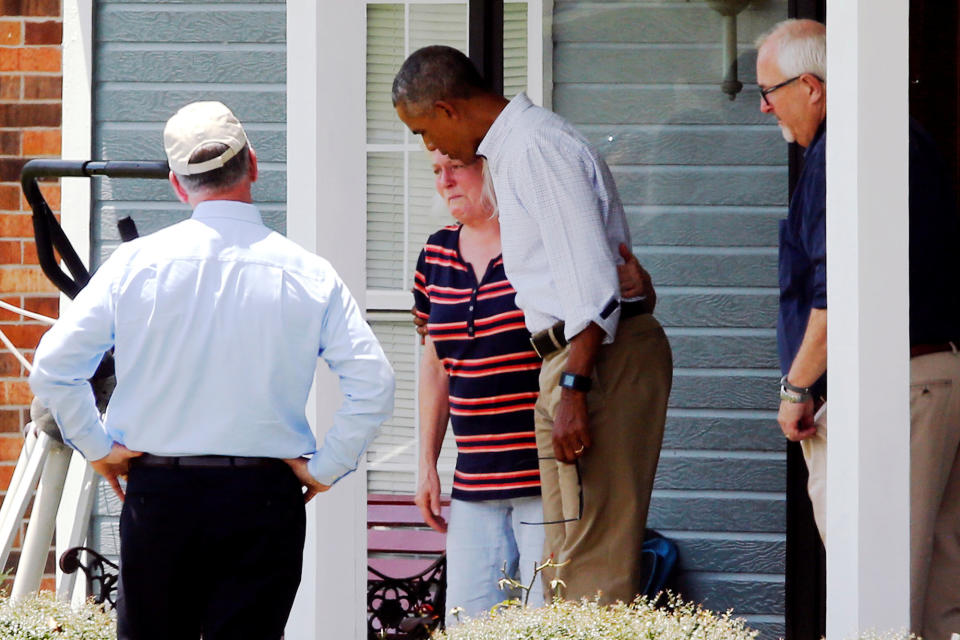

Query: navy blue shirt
left=778, top=123, right=827, bottom=395
left=414, top=225, right=542, bottom=502
left=779, top=119, right=960, bottom=396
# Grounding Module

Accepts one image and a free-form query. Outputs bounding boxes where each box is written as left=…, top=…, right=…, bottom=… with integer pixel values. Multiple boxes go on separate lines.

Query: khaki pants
left=535, top=313, right=672, bottom=604
left=801, top=350, right=960, bottom=640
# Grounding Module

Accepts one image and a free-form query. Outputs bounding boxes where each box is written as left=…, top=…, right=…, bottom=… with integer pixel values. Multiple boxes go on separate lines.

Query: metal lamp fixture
left=706, top=0, right=753, bottom=100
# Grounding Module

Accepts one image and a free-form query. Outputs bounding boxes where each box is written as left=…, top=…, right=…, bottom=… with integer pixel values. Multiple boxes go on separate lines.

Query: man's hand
left=414, top=466, right=447, bottom=533
left=617, top=243, right=656, bottom=310
left=283, top=456, right=331, bottom=503
left=553, top=390, right=592, bottom=463
left=90, top=444, right=143, bottom=502
left=778, top=397, right=817, bottom=441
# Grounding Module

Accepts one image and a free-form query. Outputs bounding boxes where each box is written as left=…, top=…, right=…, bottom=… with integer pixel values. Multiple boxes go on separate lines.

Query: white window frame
left=287, top=2, right=548, bottom=636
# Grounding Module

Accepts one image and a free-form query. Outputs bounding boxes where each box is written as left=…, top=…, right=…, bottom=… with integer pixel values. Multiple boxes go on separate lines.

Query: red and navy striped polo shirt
left=414, top=225, right=542, bottom=502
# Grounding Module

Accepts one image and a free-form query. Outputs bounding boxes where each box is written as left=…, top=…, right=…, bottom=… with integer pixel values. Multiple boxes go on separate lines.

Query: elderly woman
left=413, top=150, right=654, bottom=618
left=413, top=150, right=544, bottom=617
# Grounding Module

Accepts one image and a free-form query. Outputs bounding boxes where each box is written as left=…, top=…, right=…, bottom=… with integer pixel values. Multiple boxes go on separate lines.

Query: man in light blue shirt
left=29, top=101, right=394, bottom=639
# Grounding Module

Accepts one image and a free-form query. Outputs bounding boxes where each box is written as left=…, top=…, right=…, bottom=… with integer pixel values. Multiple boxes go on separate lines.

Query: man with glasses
left=759, top=19, right=960, bottom=640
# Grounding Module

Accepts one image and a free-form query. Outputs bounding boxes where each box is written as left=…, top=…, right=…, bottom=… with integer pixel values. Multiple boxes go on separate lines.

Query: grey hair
left=755, top=19, right=826, bottom=81
left=175, top=142, right=250, bottom=194
left=392, top=45, right=488, bottom=115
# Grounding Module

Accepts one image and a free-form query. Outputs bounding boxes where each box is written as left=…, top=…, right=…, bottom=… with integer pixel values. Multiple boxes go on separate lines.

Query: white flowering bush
left=0, top=592, right=115, bottom=639
left=435, top=594, right=759, bottom=640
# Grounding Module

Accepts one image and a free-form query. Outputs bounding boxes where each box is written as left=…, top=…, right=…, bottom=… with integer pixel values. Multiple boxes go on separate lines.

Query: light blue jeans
left=445, top=496, right=546, bottom=622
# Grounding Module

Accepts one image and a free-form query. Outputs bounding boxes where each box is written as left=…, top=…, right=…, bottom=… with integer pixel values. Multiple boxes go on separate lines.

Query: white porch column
left=286, top=1, right=369, bottom=639
left=825, top=2, right=911, bottom=637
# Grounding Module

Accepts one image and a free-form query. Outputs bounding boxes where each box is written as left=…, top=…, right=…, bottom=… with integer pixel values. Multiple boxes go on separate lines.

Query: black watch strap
left=559, top=372, right=592, bottom=392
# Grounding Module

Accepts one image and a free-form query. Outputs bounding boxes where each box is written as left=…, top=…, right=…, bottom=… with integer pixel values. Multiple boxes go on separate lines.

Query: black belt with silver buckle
left=529, top=300, right=652, bottom=359
left=131, top=454, right=283, bottom=469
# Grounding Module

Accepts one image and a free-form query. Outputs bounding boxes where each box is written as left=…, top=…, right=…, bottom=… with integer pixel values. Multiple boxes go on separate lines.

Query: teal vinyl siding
left=553, top=2, right=788, bottom=637
left=89, top=0, right=286, bottom=565
left=91, top=0, right=286, bottom=266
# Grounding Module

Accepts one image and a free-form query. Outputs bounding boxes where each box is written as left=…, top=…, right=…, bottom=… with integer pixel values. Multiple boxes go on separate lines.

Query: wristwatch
left=779, top=375, right=812, bottom=403
left=559, top=372, right=592, bottom=392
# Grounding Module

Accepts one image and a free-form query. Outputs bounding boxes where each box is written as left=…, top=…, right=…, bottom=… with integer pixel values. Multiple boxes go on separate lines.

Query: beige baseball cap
left=163, top=101, right=249, bottom=175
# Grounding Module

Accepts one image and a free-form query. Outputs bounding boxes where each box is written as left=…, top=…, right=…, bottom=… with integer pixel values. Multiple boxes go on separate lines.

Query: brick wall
left=0, top=0, right=63, bottom=593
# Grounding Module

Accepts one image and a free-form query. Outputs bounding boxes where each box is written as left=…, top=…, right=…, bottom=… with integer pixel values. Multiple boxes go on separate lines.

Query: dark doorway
left=784, top=3, right=959, bottom=640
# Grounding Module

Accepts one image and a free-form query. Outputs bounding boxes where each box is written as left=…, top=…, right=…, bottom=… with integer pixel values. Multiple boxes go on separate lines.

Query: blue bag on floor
left=639, top=529, right=679, bottom=598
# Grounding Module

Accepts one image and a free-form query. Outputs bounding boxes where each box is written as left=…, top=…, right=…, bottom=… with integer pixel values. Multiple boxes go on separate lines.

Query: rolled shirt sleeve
left=307, top=275, right=395, bottom=486
left=512, top=138, right=621, bottom=342
left=29, top=254, right=125, bottom=461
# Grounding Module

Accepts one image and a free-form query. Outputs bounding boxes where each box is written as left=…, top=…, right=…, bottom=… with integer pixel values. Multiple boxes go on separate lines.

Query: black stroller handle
left=20, top=159, right=169, bottom=299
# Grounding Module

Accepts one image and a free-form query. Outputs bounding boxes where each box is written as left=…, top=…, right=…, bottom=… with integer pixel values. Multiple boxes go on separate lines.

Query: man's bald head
left=756, top=19, right=826, bottom=82
left=391, top=45, right=490, bottom=116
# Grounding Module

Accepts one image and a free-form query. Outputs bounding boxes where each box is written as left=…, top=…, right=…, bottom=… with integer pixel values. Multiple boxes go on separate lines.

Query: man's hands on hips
left=91, top=443, right=143, bottom=502
left=778, top=397, right=817, bottom=441
left=553, top=389, right=592, bottom=463
left=414, top=465, right=447, bottom=533
left=283, top=456, right=331, bottom=503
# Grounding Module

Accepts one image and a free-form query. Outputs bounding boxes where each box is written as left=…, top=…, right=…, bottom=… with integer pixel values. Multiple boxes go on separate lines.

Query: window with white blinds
left=364, top=1, right=531, bottom=495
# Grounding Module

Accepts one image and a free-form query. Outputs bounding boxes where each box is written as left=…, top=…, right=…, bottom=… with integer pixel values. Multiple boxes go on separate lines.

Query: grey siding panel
left=653, top=292, right=778, bottom=328
left=97, top=49, right=286, bottom=84
left=554, top=3, right=788, bottom=44
left=584, top=126, right=785, bottom=166
left=555, top=2, right=788, bottom=634
left=634, top=251, right=776, bottom=287
left=670, top=374, right=777, bottom=411
left=614, top=166, right=787, bottom=207
left=627, top=209, right=782, bottom=247
left=662, top=416, right=784, bottom=452
left=98, top=7, right=285, bottom=43
left=648, top=495, right=785, bottom=533
left=554, top=43, right=758, bottom=85
left=554, top=85, right=770, bottom=125
left=666, top=333, right=778, bottom=368
left=670, top=536, right=786, bottom=574
left=655, top=456, right=784, bottom=492
left=96, top=86, right=286, bottom=122
left=90, top=0, right=287, bottom=552
left=674, top=574, right=785, bottom=615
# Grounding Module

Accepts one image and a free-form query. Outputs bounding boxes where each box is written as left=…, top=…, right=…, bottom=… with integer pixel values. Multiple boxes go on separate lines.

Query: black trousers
left=117, top=462, right=306, bottom=640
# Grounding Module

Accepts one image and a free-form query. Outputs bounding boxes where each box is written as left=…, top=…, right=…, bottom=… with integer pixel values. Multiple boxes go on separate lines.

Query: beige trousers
left=535, top=313, right=672, bottom=604
left=801, top=350, right=960, bottom=640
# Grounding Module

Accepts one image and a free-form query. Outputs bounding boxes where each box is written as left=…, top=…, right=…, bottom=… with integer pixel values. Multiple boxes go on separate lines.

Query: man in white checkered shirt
left=393, top=45, right=673, bottom=605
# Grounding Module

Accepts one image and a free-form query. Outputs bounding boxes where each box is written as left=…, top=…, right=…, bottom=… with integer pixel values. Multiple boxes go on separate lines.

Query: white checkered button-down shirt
left=478, top=92, right=632, bottom=343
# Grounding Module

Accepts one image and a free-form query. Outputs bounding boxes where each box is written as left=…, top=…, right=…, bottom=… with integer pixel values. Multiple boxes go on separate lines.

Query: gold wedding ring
left=574, top=446, right=585, bottom=455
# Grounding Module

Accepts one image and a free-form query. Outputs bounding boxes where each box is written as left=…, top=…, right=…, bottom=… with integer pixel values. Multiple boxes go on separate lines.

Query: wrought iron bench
left=59, top=493, right=451, bottom=640
left=367, top=493, right=449, bottom=640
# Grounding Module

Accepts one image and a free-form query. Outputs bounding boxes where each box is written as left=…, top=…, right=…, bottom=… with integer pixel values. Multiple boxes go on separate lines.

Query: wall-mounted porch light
left=706, top=0, right=753, bottom=100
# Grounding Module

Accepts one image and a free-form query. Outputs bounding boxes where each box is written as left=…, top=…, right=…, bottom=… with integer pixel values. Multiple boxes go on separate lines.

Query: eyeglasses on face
left=759, top=73, right=825, bottom=107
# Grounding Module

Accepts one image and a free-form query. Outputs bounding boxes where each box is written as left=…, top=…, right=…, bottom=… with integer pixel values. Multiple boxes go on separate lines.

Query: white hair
left=755, top=19, right=826, bottom=82
left=480, top=158, right=498, bottom=218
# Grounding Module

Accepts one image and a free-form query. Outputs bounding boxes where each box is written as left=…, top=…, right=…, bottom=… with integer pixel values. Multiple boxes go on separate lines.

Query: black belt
left=529, top=300, right=652, bottom=359
left=910, top=341, right=959, bottom=359
left=132, top=454, right=283, bottom=469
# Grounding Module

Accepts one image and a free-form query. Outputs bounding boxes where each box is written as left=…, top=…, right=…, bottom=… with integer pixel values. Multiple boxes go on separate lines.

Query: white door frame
left=825, top=1, right=911, bottom=636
